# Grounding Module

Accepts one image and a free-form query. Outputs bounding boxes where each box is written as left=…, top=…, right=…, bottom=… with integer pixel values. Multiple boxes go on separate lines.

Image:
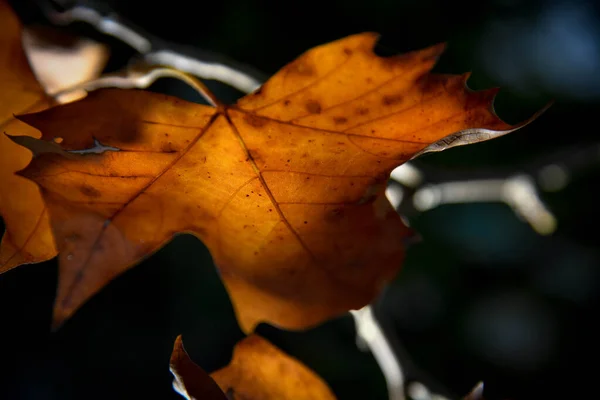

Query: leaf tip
left=51, top=297, right=78, bottom=332
left=50, top=316, right=66, bottom=333
left=425, top=41, right=447, bottom=62
left=172, top=335, right=185, bottom=358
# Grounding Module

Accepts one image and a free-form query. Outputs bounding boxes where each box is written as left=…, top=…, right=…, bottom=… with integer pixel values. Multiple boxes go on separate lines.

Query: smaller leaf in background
left=0, top=0, right=55, bottom=272
left=170, top=335, right=227, bottom=400
left=0, top=0, right=108, bottom=272
left=171, top=334, right=337, bottom=400
left=211, top=335, right=337, bottom=399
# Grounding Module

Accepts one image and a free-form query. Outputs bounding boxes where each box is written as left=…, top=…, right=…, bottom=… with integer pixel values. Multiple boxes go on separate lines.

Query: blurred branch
left=389, top=142, right=600, bottom=235
left=52, top=64, right=220, bottom=106
left=43, top=2, right=152, bottom=52
left=396, top=174, right=557, bottom=235
left=142, top=51, right=261, bottom=94
left=351, top=306, right=406, bottom=400
left=36, top=0, right=265, bottom=92
left=352, top=305, right=470, bottom=400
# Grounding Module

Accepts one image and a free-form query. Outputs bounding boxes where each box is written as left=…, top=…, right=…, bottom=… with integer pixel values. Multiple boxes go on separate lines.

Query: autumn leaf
left=171, top=334, right=336, bottom=400
left=13, top=32, right=529, bottom=332
left=0, top=0, right=55, bottom=271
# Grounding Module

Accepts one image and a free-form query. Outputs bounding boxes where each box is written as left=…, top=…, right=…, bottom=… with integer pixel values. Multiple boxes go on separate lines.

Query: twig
left=38, top=1, right=264, bottom=93
left=143, top=50, right=262, bottom=94
left=389, top=142, right=600, bottom=235
left=351, top=306, right=406, bottom=400
left=52, top=64, right=220, bottom=107
left=352, top=305, right=459, bottom=400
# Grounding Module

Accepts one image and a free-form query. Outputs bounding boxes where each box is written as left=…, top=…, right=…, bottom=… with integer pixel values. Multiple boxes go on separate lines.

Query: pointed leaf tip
left=170, top=335, right=228, bottom=400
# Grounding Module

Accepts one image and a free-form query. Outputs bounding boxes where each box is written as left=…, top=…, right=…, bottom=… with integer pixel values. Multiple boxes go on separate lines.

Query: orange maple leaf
left=13, top=33, right=528, bottom=332
left=171, top=334, right=336, bottom=400
left=0, top=0, right=56, bottom=271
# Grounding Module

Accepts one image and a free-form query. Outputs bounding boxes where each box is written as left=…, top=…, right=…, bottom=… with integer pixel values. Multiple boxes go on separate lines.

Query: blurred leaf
left=0, top=0, right=56, bottom=272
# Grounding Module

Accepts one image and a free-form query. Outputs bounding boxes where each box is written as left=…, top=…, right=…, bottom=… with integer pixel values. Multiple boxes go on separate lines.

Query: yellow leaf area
left=0, top=0, right=55, bottom=271
left=15, top=33, right=513, bottom=332
left=171, top=335, right=336, bottom=400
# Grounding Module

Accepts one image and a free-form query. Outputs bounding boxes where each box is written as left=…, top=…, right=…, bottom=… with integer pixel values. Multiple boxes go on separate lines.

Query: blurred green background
left=1, top=0, right=599, bottom=399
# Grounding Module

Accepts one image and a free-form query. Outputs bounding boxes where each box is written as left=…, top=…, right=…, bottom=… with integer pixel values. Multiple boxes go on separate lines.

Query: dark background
left=1, top=0, right=599, bottom=399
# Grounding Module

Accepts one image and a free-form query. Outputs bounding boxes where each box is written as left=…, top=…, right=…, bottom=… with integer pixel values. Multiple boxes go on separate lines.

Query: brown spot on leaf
left=305, top=100, right=322, bottom=114
left=244, top=113, right=268, bottom=128
left=79, top=184, right=101, bottom=198
left=382, top=93, right=403, bottom=106
left=333, top=116, right=348, bottom=124
left=162, top=142, right=175, bottom=153
left=355, top=107, right=369, bottom=116
left=286, top=59, right=315, bottom=76
left=343, top=48, right=353, bottom=55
